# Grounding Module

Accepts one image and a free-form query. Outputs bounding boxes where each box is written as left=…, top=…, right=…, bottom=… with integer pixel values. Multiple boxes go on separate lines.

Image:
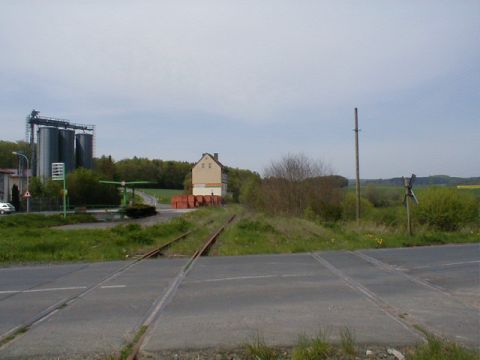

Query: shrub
left=242, top=154, right=345, bottom=218
left=365, top=185, right=402, bottom=208
left=124, top=204, right=157, bottom=218
left=341, top=192, right=373, bottom=220
left=366, top=206, right=403, bottom=226
left=67, top=168, right=121, bottom=206
left=415, top=187, right=479, bottom=231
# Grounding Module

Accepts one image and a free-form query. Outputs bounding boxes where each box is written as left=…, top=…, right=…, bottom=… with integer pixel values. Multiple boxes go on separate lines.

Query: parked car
left=0, top=202, right=16, bottom=215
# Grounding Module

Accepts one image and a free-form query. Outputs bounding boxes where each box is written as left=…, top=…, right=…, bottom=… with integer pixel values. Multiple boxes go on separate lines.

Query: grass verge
left=0, top=213, right=192, bottom=263
left=216, top=209, right=480, bottom=256
left=1, top=205, right=478, bottom=264
left=241, top=330, right=479, bottom=360
left=0, top=206, right=240, bottom=264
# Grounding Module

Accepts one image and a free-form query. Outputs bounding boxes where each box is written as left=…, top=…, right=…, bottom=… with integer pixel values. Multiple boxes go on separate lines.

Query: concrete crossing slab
left=141, top=254, right=420, bottom=355
left=0, top=261, right=125, bottom=336
left=0, top=259, right=187, bottom=360
left=0, top=244, right=478, bottom=359
left=319, top=250, right=480, bottom=347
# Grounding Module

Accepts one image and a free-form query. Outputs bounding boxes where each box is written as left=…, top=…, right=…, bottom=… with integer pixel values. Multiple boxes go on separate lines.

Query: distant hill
left=349, top=175, right=480, bottom=187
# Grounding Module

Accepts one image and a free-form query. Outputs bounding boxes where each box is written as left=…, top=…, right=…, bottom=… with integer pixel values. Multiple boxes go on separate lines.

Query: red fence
left=171, top=195, right=223, bottom=209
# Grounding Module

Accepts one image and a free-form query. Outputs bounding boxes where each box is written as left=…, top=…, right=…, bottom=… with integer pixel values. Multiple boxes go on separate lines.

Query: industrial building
left=192, top=153, right=228, bottom=197
left=26, top=110, right=95, bottom=180
left=0, top=169, right=29, bottom=203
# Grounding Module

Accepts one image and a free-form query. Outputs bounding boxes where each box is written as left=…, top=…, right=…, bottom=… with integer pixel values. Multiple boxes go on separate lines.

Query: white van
left=0, top=203, right=16, bottom=215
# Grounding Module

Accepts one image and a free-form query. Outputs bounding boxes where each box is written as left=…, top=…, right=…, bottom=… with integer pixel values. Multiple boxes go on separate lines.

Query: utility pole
left=354, top=108, right=361, bottom=223
left=403, top=174, right=418, bottom=236
left=404, top=177, right=412, bottom=236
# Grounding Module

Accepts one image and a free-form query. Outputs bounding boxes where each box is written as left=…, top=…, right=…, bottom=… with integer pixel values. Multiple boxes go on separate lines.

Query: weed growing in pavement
left=0, top=325, right=29, bottom=348
left=292, top=332, right=331, bottom=360
left=115, top=325, right=147, bottom=360
left=407, top=333, right=479, bottom=360
left=340, top=327, right=356, bottom=358
left=244, top=335, right=282, bottom=360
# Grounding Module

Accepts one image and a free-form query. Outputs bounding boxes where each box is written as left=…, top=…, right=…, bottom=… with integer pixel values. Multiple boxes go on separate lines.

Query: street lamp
left=12, top=152, right=30, bottom=213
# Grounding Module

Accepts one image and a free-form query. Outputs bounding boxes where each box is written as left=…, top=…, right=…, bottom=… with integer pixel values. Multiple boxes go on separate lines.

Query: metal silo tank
left=75, top=133, right=93, bottom=169
left=38, top=127, right=59, bottom=179
left=59, top=129, right=75, bottom=174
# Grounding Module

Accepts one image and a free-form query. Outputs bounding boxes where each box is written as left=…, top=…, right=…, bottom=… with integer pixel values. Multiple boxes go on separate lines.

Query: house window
left=208, top=163, right=212, bottom=168
left=201, top=163, right=205, bottom=168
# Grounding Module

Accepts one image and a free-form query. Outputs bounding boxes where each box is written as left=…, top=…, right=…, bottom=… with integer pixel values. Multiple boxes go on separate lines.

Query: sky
left=0, top=1, right=479, bottom=178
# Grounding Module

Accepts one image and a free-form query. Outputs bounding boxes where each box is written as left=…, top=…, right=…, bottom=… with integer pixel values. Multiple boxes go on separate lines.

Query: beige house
left=192, top=153, right=228, bottom=197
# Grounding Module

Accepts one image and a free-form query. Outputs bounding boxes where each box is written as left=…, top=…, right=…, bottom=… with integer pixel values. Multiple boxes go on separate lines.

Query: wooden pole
left=404, top=177, right=412, bottom=236
left=354, top=108, right=361, bottom=223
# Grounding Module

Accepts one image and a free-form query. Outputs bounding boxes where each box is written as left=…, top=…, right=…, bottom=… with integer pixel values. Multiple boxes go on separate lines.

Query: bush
left=124, top=204, right=157, bottom=218
left=365, top=185, right=402, bottom=208
left=341, top=192, right=373, bottom=220
left=67, top=168, right=121, bottom=206
left=366, top=206, right=403, bottom=226
left=415, top=187, right=479, bottom=231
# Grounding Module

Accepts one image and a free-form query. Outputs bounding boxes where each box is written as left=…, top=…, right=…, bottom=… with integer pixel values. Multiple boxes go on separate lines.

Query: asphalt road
left=0, top=244, right=478, bottom=359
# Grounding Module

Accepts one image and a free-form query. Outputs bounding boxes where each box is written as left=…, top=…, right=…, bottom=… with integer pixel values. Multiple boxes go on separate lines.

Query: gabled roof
left=193, top=153, right=224, bottom=169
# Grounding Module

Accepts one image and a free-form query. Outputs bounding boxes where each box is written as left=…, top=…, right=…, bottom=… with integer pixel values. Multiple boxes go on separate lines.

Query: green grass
left=0, top=213, right=193, bottom=263
left=216, top=209, right=480, bottom=256
left=1, top=204, right=478, bottom=264
left=118, top=325, right=147, bottom=360
left=241, top=331, right=479, bottom=360
left=407, top=334, right=479, bottom=360
left=165, top=206, right=239, bottom=256
left=137, top=188, right=184, bottom=204
left=339, top=327, right=356, bottom=358
left=244, top=335, right=282, bottom=360
left=0, top=206, right=240, bottom=264
left=292, top=332, right=331, bottom=360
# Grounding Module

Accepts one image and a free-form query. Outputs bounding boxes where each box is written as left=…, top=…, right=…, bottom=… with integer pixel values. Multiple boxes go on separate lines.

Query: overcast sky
left=0, top=1, right=478, bottom=178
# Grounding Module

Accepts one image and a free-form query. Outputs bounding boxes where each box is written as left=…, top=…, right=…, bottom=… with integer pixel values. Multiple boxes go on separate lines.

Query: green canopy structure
left=99, top=180, right=152, bottom=206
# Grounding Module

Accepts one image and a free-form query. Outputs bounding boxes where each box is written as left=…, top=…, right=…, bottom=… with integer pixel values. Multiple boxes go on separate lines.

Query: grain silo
left=37, top=127, right=59, bottom=179
left=76, top=133, right=94, bottom=169
left=58, top=129, right=76, bottom=174
left=25, top=110, right=95, bottom=178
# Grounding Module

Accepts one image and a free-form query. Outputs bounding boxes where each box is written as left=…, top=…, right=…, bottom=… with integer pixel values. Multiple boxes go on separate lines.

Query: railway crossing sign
left=403, top=174, right=418, bottom=205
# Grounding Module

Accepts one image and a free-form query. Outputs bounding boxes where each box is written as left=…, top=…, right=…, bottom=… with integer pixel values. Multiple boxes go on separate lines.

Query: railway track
left=0, top=214, right=236, bottom=355
left=124, top=214, right=236, bottom=360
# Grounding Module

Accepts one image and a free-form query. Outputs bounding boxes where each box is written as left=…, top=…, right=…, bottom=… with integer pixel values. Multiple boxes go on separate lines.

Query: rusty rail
left=192, top=214, right=236, bottom=259
left=140, top=230, right=192, bottom=259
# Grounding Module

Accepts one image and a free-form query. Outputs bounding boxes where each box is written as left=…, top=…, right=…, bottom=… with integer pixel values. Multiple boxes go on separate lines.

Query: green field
left=137, top=188, right=184, bottom=204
